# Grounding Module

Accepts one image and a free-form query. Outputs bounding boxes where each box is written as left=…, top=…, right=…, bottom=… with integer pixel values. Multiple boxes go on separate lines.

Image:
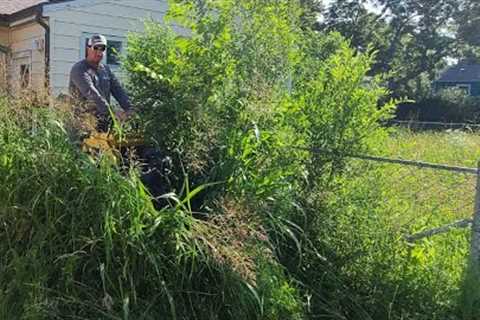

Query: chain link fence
left=304, top=143, right=480, bottom=310
left=351, top=154, right=477, bottom=237
left=335, top=150, right=480, bottom=277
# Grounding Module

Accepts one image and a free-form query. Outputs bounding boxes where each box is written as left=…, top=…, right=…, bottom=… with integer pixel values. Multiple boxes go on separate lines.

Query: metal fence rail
left=308, top=147, right=479, bottom=175
left=387, top=120, right=480, bottom=131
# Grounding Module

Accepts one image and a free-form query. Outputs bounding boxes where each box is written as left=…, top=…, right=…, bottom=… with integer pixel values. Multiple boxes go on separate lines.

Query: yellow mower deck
left=81, top=132, right=145, bottom=159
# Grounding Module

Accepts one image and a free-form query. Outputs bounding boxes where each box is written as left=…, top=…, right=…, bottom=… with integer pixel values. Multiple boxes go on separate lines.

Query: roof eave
left=1, top=1, right=74, bottom=20
left=0, top=16, right=8, bottom=27
left=6, top=5, right=44, bottom=23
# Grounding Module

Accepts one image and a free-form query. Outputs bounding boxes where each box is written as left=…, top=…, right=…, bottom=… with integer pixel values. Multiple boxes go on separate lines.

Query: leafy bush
left=124, top=0, right=394, bottom=318
left=396, top=88, right=480, bottom=123
left=124, top=0, right=393, bottom=198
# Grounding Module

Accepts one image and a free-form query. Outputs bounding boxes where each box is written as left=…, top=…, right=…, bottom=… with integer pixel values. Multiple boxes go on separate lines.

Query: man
left=69, top=34, right=133, bottom=132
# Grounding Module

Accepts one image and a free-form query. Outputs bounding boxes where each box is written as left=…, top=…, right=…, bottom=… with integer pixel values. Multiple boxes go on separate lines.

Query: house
left=433, top=62, right=480, bottom=96
left=0, top=0, right=171, bottom=96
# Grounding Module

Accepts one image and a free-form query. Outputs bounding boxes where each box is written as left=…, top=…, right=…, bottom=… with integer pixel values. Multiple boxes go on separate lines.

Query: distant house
left=0, top=0, right=171, bottom=96
left=433, top=62, right=480, bottom=96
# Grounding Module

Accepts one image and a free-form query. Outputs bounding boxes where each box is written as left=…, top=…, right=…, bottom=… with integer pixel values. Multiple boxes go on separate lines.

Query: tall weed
left=0, top=96, right=294, bottom=319
left=124, top=0, right=394, bottom=318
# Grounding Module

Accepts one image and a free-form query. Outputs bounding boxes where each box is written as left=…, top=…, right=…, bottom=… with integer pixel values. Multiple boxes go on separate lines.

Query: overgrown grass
left=376, top=129, right=480, bottom=167
left=311, top=129, right=480, bottom=319
left=3, top=79, right=480, bottom=320
left=0, top=96, right=302, bottom=319
left=3, top=0, right=480, bottom=318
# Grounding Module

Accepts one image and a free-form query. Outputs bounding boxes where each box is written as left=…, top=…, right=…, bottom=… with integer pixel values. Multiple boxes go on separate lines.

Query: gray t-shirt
left=69, top=59, right=132, bottom=117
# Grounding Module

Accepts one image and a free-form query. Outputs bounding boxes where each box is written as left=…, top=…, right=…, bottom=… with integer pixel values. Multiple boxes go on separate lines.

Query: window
left=456, top=84, right=471, bottom=95
left=107, top=40, right=122, bottom=66
left=20, top=64, right=30, bottom=89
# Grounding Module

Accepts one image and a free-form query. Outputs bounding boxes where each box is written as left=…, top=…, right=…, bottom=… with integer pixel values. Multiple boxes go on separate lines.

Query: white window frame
left=80, top=32, right=125, bottom=70
left=20, top=64, right=31, bottom=89
left=106, top=39, right=123, bottom=67
left=456, top=84, right=471, bottom=95
left=12, top=50, right=32, bottom=91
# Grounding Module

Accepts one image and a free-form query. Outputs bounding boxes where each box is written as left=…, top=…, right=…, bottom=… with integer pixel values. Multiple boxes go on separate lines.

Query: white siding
left=45, top=0, right=169, bottom=96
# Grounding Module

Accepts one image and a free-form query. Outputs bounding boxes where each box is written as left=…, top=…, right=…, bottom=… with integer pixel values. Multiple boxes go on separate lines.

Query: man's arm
left=70, top=64, right=110, bottom=116
left=108, top=67, right=133, bottom=112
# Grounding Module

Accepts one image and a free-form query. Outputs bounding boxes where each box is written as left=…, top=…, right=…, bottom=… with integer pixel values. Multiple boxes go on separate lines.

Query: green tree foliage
left=456, top=0, right=480, bottom=47
left=321, top=0, right=459, bottom=99
left=397, top=88, right=480, bottom=122
left=454, top=0, right=480, bottom=63
left=299, top=0, right=323, bottom=28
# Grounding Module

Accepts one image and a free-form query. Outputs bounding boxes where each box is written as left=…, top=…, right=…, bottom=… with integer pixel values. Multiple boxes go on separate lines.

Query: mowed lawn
left=366, top=128, right=480, bottom=233
left=377, top=129, right=480, bottom=168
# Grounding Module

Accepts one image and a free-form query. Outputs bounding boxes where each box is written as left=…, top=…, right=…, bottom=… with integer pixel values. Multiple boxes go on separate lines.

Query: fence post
left=471, top=161, right=480, bottom=267
left=463, top=160, right=480, bottom=318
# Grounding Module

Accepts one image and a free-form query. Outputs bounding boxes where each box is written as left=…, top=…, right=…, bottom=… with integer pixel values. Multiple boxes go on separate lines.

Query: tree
left=322, top=0, right=389, bottom=52
left=454, top=0, right=480, bottom=63
left=299, top=0, right=323, bottom=29
left=319, top=0, right=458, bottom=99
left=382, top=0, right=457, bottom=97
left=457, top=0, right=480, bottom=47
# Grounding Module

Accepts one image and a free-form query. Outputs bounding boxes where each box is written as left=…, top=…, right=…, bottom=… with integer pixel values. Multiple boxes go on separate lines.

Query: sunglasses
left=92, top=45, right=106, bottom=52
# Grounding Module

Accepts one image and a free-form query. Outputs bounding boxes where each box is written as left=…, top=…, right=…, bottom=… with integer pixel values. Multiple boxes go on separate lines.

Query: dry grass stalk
left=194, top=197, right=272, bottom=285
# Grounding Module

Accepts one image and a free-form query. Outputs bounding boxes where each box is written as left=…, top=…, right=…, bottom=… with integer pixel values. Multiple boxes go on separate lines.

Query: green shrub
left=397, top=88, right=480, bottom=123
left=124, top=0, right=394, bottom=318
left=124, top=0, right=393, bottom=201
